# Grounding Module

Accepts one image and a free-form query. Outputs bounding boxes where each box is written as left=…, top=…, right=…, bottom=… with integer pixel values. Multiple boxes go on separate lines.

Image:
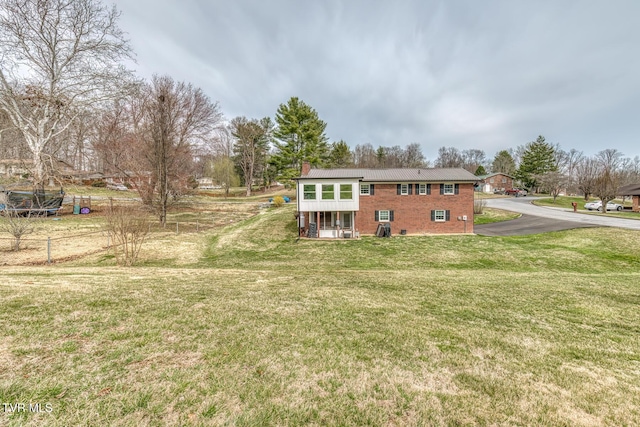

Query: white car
left=584, top=201, right=623, bottom=211
left=107, top=183, right=128, bottom=191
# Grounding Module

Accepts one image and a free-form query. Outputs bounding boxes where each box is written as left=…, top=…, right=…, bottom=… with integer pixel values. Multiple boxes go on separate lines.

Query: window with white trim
left=360, top=184, right=370, bottom=195
left=418, top=183, right=427, bottom=195
left=400, top=184, right=409, bottom=195
left=321, top=184, right=334, bottom=200
left=303, top=184, right=316, bottom=200
left=434, top=210, right=446, bottom=222
left=340, top=184, right=352, bottom=200
left=443, top=183, right=454, bottom=195
left=378, top=210, right=390, bottom=221
left=502, top=178, right=507, bottom=183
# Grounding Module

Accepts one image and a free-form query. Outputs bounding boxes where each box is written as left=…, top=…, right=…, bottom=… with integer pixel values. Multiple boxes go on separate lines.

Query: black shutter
left=416, top=184, right=420, bottom=195
left=370, top=184, right=374, bottom=195
left=427, top=184, right=431, bottom=195
left=408, top=184, right=412, bottom=195
left=454, top=184, right=460, bottom=195
left=446, top=210, right=451, bottom=221
left=390, top=210, right=394, bottom=221
left=440, top=184, right=444, bottom=195
left=431, top=210, right=435, bottom=221
left=375, top=210, right=379, bottom=221
left=397, top=184, right=401, bottom=195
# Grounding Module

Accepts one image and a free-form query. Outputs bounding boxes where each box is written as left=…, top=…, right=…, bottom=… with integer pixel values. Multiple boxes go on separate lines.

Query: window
left=434, top=210, right=446, bottom=222
left=360, top=184, right=370, bottom=195
left=303, top=184, right=316, bottom=200
left=444, top=184, right=454, bottom=195
left=321, top=184, right=334, bottom=200
left=400, top=184, right=409, bottom=195
left=502, top=178, right=507, bottom=183
left=419, top=183, right=427, bottom=195
left=490, top=178, right=494, bottom=183
left=340, top=184, right=352, bottom=200
left=378, top=210, right=390, bottom=221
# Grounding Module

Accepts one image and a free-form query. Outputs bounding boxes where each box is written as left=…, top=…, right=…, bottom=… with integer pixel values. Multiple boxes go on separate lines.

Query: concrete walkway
left=476, top=197, right=640, bottom=235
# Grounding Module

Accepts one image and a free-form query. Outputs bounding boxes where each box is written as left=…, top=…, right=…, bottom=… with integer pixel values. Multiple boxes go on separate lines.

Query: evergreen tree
left=328, top=140, right=353, bottom=168
left=376, top=146, right=386, bottom=167
left=516, top=136, right=557, bottom=191
left=475, top=165, right=487, bottom=176
left=271, top=97, right=328, bottom=182
left=491, top=150, right=516, bottom=175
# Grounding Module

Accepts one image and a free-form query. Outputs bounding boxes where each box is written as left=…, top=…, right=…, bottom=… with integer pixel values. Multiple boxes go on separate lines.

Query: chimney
left=301, top=161, right=311, bottom=176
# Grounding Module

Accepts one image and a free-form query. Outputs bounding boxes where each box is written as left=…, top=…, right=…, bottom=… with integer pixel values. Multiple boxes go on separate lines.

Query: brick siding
left=358, top=183, right=474, bottom=234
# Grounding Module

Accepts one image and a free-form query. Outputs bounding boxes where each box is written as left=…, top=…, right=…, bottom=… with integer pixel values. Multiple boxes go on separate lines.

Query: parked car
left=584, top=201, right=623, bottom=211
left=505, top=188, right=527, bottom=197
left=107, top=183, right=128, bottom=191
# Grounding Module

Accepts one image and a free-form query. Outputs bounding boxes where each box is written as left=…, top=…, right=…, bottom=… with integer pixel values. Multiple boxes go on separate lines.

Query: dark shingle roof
left=298, top=168, right=478, bottom=182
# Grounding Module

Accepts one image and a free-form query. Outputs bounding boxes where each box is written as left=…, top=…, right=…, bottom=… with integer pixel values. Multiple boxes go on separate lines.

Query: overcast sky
left=112, top=0, right=640, bottom=161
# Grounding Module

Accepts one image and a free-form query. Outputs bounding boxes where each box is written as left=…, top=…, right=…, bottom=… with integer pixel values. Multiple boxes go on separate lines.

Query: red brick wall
left=487, top=174, right=513, bottom=191
left=633, top=195, right=639, bottom=212
left=357, top=183, right=474, bottom=234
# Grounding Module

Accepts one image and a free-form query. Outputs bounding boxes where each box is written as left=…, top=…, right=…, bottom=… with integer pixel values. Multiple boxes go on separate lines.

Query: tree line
left=2, top=0, right=639, bottom=223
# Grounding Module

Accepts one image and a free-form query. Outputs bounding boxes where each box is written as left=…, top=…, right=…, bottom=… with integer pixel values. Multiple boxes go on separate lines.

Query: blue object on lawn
left=283, top=196, right=290, bottom=203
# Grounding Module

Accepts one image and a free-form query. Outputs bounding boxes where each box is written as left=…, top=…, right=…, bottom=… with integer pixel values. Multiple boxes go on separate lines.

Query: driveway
left=475, top=197, right=640, bottom=236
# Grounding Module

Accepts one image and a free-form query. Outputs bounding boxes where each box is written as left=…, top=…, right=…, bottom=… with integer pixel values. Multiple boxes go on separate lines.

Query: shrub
left=474, top=198, right=486, bottom=214
left=0, top=208, right=41, bottom=251
left=91, top=180, right=106, bottom=187
left=104, top=206, right=150, bottom=266
left=272, top=196, right=285, bottom=207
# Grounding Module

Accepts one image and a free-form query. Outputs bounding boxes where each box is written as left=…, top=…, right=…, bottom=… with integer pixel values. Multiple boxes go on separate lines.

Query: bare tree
left=575, top=157, right=599, bottom=200
left=593, top=149, right=624, bottom=214
left=231, top=116, right=271, bottom=196
left=557, top=148, right=584, bottom=195
left=353, top=143, right=378, bottom=168
left=139, top=75, right=222, bottom=225
left=0, top=208, right=40, bottom=251
left=435, top=146, right=464, bottom=168
left=403, top=143, right=428, bottom=168
left=0, top=0, right=135, bottom=187
left=461, top=149, right=487, bottom=173
left=104, top=205, right=149, bottom=266
left=535, top=171, right=569, bottom=203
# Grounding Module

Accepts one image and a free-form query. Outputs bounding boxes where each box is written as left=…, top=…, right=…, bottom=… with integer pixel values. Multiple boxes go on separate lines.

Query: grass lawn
left=534, top=196, right=638, bottom=219
left=473, top=207, right=521, bottom=225
left=2, top=206, right=640, bottom=425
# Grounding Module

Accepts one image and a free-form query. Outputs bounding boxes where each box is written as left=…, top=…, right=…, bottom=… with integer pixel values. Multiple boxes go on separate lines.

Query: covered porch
left=300, top=211, right=358, bottom=238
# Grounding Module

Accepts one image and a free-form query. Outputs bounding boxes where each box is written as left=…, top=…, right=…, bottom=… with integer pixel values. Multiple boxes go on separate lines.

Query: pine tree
left=328, top=140, right=353, bottom=168
left=516, top=136, right=557, bottom=191
left=491, top=150, right=516, bottom=175
left=271, top=97, right=328, bottom=182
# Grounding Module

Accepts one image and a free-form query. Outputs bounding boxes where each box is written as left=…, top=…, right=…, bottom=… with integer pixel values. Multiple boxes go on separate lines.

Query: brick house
left=295, top=163, right=477, bottom=237
left=619, top=183, right=640, bottom=212
left=477, top=172, right=514, bottom=193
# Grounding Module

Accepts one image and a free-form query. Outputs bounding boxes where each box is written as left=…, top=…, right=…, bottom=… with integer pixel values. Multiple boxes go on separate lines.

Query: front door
left=341, top=212, right=352, bottom=229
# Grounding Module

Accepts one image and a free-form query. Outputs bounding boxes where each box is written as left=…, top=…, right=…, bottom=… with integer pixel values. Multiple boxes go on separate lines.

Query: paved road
left=475, top=196, right=640, bottom=236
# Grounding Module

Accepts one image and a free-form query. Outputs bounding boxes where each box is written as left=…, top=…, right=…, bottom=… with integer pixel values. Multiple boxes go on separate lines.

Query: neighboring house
left=0, top=159, right=30, bottom=177
left=295, top=163, right=478, bottom=237
left=477, top=172, right=514, bottom=193
left=619, top=183, right=640, bottom=212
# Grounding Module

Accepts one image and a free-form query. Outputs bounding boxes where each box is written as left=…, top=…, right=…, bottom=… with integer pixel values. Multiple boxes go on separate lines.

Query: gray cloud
left=114, top=0, right=640, bottom=160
